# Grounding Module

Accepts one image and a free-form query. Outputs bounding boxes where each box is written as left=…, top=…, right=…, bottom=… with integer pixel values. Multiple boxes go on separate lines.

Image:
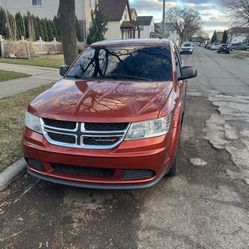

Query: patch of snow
left=190, top=158, right=207, bottom=166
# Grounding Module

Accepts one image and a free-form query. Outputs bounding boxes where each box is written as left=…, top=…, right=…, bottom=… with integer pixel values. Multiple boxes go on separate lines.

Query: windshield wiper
left=66, top=74, right=153, bottom=81
left=66, top=75, right=82, bottom=79
left=103, top=74, right=153, bottom=81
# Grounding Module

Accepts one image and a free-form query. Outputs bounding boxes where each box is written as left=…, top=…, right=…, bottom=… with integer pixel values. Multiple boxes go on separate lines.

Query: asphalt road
left=1, top=47, right=249, bottom=249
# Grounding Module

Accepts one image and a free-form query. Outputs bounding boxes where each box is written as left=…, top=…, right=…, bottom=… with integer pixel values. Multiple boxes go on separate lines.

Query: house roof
left=130, top=8, right=137, bottom=16
left=130, top=8, right=138, bottom=21
left=99, top=0, right=130, bottom=21
left=228, top=27, right=249, bottom=34
left=137, top=16, right=153, bottom=26
left=120, top=21, right=136, bottom=29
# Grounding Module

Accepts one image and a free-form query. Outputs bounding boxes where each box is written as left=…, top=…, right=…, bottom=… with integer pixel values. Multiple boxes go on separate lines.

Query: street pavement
left=0, top=63, right=60, bottom=99
left=0, top=47, right=249, bottom=249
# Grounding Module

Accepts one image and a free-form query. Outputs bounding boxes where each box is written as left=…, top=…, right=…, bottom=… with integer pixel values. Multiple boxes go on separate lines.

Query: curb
left=0, top=158, right=26, bottom=191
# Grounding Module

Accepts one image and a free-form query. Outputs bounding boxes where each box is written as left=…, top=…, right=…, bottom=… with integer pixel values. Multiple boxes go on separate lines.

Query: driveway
left=0, top=63, right=60, bottom=99
left=0, top=47, right=249, bottom=249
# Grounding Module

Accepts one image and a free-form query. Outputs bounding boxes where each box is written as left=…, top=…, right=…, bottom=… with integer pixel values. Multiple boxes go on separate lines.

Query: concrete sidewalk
left=0, top=63, right=60, bottom=99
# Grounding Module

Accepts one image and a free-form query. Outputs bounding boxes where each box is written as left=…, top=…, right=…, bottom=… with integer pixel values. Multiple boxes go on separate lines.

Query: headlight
left=125, top=115, right=171, bottom=140
left=25, top=112, right=42, bottom=134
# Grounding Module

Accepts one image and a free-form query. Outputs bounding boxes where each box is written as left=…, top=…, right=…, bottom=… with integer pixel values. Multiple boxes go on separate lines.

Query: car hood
left=29, top=79, right=173, bottom=123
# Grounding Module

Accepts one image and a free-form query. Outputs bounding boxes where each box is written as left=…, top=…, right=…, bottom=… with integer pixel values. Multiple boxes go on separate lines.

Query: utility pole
left=162, top=0, right=166, bottom=38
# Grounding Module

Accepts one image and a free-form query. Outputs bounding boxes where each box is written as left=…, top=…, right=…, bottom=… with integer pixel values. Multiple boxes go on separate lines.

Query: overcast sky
left=130, top=0, right=230, bottom=36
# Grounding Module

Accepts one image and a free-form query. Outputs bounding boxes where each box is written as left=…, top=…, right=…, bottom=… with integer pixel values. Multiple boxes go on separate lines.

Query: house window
left=32, top=0, right=42, bottom=6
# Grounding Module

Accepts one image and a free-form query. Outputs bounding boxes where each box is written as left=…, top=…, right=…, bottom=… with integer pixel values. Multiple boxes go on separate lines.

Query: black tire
left=166, top=140, right=180, bottom=177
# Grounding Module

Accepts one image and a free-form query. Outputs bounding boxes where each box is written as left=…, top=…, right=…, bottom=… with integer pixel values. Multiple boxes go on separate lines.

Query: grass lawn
left=0, top=70, right=31, bottom=81
left=231, top=51, right=249, bottom=58
left=0, top=83, right=53, bottom=172
left=0, top=54, right=64, bottom=69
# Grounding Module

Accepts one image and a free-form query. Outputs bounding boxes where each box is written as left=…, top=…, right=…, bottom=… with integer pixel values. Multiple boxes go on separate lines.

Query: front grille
left=53, top=164, right=114, bottom=178
left=42, top=119, right=129, bottom=149
left=53, top=164, right=154, bottom=181
left=122, top=170, right=155, bottom=180
left=83, top=136, right=121, bottom=146
left=47, top=132, right=76, bottom=144
left=43, top=118, right=76, bottom=130
left=85, top=123, right=128, bottom=131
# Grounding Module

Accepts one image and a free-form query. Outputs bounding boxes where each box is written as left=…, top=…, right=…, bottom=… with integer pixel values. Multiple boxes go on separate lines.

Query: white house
left=0, top=0, right=96, bottom=40
left=227, top=27, right=249, bottom=44
left=99, top=0, right=139, bottom=40
left=137, top=16, right=154, bottom=39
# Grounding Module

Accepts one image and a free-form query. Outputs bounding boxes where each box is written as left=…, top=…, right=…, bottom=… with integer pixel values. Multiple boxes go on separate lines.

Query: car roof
left=91, top=39, right=171, bottom=48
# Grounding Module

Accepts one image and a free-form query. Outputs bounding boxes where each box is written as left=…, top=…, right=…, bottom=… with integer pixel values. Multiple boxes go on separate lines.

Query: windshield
left=67, top=46, right=173, bottom=81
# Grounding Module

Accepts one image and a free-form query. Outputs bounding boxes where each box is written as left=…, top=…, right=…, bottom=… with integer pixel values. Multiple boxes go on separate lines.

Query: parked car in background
left=211, top=43, right=220, bottom=50
left=217, top=44, right=230, bottom=54
left=180, top=42, right=194, bottom=54
left=22, top=39, right=197, bottom=189
left=230, top=43, right=246, bottom=51
left=243, top=44, right=249, bottom=51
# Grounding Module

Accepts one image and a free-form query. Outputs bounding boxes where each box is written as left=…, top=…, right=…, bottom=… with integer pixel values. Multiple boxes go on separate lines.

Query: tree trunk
left=58, top=0, right=78, bottom=65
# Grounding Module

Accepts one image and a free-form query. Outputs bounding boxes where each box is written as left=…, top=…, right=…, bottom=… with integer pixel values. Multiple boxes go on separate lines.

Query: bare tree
left=223, top=0, right=249, bottom=25
left=58, top=0, right=78, bottom=65
left=166, top=8, right=202, bottom=44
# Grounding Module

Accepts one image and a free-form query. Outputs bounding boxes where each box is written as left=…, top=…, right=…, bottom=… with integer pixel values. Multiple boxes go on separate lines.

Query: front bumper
left=180, top=49, right=193, bottom=54
left=23, top=128, right=173, bottom=189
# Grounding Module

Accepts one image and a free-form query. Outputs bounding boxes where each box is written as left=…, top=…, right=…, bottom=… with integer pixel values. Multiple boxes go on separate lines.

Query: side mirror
left=178, top=66, right=197, bottom=80
left=59, top=64, right=69, bottom=77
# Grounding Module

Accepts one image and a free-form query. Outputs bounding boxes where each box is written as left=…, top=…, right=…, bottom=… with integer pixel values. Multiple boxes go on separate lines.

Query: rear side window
left=67, top=46, right=173, bottom=81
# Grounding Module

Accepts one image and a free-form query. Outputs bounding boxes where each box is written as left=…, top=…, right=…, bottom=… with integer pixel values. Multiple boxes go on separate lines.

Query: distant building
left=216, top=32, right=223, bottom=43
left=137, top=16, right=154, bottom=39
left=155, top=22, right=180, bottom=45
left=99, top=0, right=139, bottom=40
left=227, top=27, right=249, bottom=43
left=0, top=0, right=95, bottom=40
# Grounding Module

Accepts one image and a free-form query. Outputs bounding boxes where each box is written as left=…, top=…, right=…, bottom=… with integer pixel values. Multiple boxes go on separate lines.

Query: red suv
left=23, top=39, right=197, bottom=189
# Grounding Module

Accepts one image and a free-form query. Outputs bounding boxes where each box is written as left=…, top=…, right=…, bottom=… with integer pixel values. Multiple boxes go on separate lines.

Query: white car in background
left=180, top=42, right=194, bottom=54
left=211, top=43, right=220, bottom=50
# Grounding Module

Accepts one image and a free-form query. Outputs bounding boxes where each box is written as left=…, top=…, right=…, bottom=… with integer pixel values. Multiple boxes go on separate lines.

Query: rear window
left=67, top=46, right=173, bottom=81
left=183, top=43, right=192, bottom=47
